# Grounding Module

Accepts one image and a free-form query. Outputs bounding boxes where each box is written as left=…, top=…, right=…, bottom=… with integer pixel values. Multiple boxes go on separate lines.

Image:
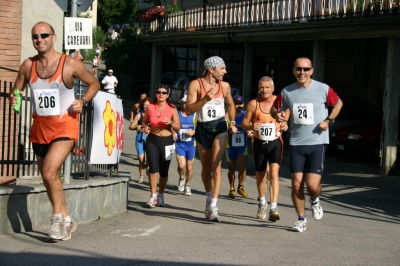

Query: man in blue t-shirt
left=274, top=57, right=343, bottom=233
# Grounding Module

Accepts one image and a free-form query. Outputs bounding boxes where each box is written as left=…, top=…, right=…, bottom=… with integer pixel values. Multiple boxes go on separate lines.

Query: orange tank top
left=196, top=78, right=225, bottom=122
left=28, top=54, right=79, bottom=144
left=253, top=98, right=281, bottom=140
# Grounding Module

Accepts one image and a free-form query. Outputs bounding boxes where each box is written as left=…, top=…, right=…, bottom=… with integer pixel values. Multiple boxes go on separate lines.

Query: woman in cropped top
left=141, top=84, right=180, bottom=208
left=129, top=97, right=152, bottom=184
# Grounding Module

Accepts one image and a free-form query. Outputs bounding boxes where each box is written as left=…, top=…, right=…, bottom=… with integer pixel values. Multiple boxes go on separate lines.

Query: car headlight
left=348, top=134, right=360, bottom=140
left=332, top=132, right=336, bottom=137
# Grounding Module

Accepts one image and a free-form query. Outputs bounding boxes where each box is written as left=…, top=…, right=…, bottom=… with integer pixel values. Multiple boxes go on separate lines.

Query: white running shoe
left=207, top=205, right=220, bottom=222
left=204, top=199, right=211, bottom=218
left=184, top=186, right=191, bottom=196
left=310, top=200, right=324, bottom=220
left=257, top=203, right=267, bottom=220
left=147, top=195, right=158, bottom=208
left=177, top=178, right=185, bottom=192
left=292, top=218, right=307, bottom=232
left=48, top=215, right=64, bottom=240
left=62, top=218, right=78, bottom=241
left=138, top=176, right=144, bottom=184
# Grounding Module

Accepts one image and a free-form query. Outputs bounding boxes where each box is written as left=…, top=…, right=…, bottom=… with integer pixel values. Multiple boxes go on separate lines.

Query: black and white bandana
left=204, top=56, right=225, bottom=70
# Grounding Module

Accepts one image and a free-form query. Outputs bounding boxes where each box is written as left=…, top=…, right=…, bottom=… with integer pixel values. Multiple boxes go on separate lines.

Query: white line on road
left=111, top=225, right=162, bottom=238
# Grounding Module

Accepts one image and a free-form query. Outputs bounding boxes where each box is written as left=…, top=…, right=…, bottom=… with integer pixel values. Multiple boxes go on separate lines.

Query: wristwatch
left=325, top=117, right=335, bottom=127
left=81, top=97, right=88, bottom=107
left=230, top=120, right=236, bottom=126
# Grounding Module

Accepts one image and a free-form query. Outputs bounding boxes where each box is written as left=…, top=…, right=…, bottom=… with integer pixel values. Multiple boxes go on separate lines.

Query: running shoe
left=63, top=218, right=78, bottom=241
left=48, top=215, right=65, bottom=240
left=184, top=186, right=192, bottom=196
left=228, top=187, right=235, bottom=199
left=138, top=176, right=144, bottom=184
left=207, top=205, right=220, bottom=222
left=158, top=194, right=165, bottom=207
left=147, top=195, right=158, bottom=208
left=268, top=208, right=280, bottom=222
left=205, top=199, right=211, bottom=219
left=292, top=218, right=307, bottom=232
left=257, top=203, right=267, bottom=220
left=237, top=185, right=248, bottom=198
left=177, top=178, right=185, bottom=192
left=309, top=200, right=324, bottom=220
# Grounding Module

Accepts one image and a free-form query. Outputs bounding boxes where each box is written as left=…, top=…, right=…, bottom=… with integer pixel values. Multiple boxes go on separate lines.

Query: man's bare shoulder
left=221, top=81, right=232, bottom=96
left=188, top=78, right=200, bottom=92
left=247, top=98, right=257, bottom=110
left=20, top=57, right=34, bottom=71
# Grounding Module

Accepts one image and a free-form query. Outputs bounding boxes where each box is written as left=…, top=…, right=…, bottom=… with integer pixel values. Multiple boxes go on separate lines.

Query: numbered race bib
left=179, top=129, right=192, bottom=142
left=165, top=144, right=175, bottom=161
left=202, top=105, right=222, bottom=122
left=33, top=89, right=60, bottom=116
left=293, top=103, right=314, bottom=125
left=258, top=123, right=276, bottom=141
left=232, top=133, right=245, bottom=147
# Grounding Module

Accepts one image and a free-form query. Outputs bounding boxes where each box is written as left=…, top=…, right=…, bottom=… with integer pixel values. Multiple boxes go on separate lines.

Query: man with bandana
left=186, top=56, right=237, bottom=222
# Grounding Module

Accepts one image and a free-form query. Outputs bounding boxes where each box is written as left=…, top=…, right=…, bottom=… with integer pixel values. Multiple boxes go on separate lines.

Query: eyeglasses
left=108, top=72, right=113, bottom=73
left=32, top=33, right=54, bottom=40
left=295, top=67, right=312, bottom=72
left=156, top=91, right=168, bottom=95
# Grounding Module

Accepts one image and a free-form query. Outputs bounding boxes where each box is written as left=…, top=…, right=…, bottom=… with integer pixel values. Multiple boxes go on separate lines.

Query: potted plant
left=142, top=5, right=166, bottom=22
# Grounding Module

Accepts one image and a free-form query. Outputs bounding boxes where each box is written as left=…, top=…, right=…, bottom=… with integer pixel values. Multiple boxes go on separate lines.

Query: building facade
left=141, top=0, right=400, bottom=174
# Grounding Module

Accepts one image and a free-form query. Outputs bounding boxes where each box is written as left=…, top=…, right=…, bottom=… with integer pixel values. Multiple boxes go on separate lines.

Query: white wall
left=21, top=0, right=64, bottom=61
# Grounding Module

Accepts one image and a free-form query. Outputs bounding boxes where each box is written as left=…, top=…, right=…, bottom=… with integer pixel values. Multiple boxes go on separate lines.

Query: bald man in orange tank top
left=8, top=21, right=100, bottom=241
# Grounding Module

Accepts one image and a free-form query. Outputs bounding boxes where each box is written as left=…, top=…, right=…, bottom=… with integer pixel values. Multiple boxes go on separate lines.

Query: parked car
left=169, top=76, right=239, bottom=109
left=330, top=122, right=383, bottom=158
left=329, top=96, right=382, bottom=134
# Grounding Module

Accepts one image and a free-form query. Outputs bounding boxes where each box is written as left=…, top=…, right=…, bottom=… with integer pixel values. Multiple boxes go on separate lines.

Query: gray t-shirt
left=280, top=80, right=339, bottom=145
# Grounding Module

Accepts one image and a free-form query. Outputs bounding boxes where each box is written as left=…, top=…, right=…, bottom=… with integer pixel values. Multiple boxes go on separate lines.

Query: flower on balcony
left=142, top=6, right=166, bottom=21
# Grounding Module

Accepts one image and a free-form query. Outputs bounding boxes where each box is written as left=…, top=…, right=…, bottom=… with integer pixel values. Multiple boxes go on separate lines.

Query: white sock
left=310, top=197, right=319, bottom=204
left=206, top=191, right=212, bottom=201
left=259, top=197, right=266, bottom=205
left=210, top=198, right=218, bottom=208
left=270, top=203, right=277, bottom=209
left=64, top=216, right=72, bottom=223
left=53, top=213, right=63, bottom=219
left=151, top=193, right=157, bottom=198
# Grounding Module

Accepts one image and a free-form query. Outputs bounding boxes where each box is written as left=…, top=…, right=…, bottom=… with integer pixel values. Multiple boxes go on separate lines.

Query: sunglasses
left=294, top=67, right=312, bottom=72
left=32, top=33, right=54, bottom=40
left=156, top=91, right=168, bottom=95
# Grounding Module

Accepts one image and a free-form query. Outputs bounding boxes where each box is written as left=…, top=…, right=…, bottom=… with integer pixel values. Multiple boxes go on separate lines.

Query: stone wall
left=0, top=177, right=129, bottom=234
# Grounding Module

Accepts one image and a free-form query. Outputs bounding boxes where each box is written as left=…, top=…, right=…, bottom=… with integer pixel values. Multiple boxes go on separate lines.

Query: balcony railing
left=148, top=0, right=399, bottom=34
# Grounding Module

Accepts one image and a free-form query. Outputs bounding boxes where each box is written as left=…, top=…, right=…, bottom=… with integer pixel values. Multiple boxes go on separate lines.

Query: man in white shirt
left=101, top=69, right=118, bottom=94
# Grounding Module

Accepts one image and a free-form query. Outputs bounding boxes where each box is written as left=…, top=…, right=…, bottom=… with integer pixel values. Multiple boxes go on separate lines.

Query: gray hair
left=258, top=76, right=274, bottom=86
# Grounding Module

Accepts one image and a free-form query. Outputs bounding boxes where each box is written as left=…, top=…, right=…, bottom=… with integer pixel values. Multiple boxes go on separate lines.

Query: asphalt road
left=1, top=116, right=399, bottom=266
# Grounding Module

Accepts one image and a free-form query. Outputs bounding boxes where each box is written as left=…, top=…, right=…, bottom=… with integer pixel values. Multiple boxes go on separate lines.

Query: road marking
left=111, top=225, right=161, bottom=238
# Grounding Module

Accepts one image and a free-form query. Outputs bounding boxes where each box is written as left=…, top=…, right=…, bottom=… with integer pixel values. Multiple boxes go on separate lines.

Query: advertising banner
left=90, top=92, right=124, bottom=164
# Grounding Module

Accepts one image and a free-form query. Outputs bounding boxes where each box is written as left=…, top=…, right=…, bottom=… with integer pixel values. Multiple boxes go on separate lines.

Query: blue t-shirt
left=280, top=79, right=339, bottom=145
left=176, top=111, right=196, bottom=147
left=227, top=110, right=247, bottom=148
